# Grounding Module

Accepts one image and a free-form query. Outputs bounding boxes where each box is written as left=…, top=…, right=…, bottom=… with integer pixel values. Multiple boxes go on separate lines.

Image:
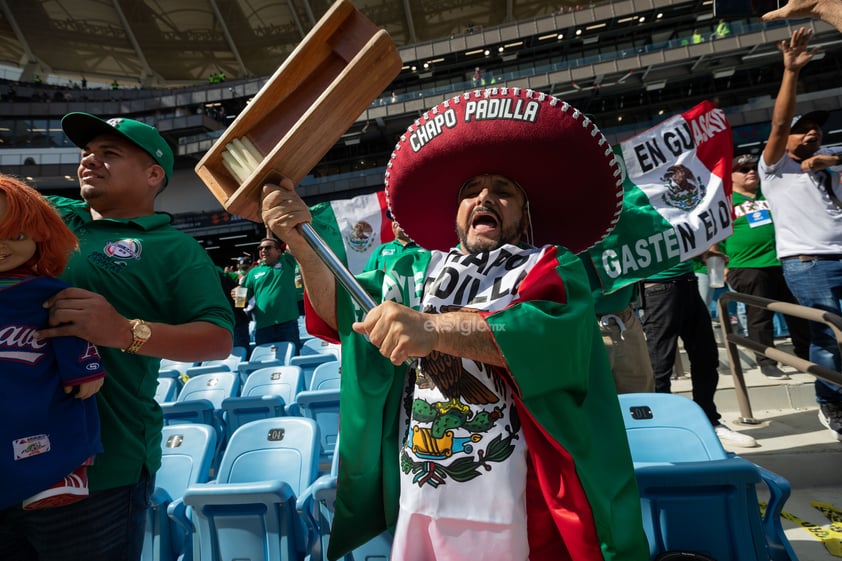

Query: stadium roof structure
left=0, top=0, right=582, bottom=85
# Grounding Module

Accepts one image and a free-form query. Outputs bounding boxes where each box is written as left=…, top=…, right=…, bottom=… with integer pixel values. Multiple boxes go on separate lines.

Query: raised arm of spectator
left=764, top=28, right=816, bottom=165
left=261, top=179, right=338, bottom=330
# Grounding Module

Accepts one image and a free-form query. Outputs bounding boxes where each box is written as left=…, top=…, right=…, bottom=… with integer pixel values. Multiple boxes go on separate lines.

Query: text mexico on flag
left=309, top=190, right=392, bottom=275
left=586, top=100, right=734, bottom=294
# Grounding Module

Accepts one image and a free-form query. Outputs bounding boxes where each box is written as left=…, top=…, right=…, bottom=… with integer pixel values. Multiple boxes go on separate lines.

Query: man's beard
left=456, top=208, right=527, bottom=254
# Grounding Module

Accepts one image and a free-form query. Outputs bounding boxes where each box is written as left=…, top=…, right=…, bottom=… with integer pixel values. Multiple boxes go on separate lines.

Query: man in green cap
left=0, top=113, right=234, bottom=560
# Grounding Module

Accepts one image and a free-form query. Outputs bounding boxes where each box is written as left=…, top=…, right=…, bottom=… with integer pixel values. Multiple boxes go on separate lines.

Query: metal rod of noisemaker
left=298, top=222, right=377, bottom=312
left=297, top=222, right=418, bottom=370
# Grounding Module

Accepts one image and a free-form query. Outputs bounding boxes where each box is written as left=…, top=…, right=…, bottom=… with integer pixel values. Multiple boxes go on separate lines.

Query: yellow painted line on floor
left=761, top=501, right=842, bottom=557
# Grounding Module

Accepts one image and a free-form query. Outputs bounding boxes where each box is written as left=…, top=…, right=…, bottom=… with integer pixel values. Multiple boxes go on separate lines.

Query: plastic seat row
left=618, top=393, right=796, bottom=561
left=145, top=417, right=392, bottom=561
left=158, top=360, right=342, bottom=474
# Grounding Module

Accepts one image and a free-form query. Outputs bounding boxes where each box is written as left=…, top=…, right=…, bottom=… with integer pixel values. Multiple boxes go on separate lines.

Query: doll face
left=0, top=192, right=37, bottom=273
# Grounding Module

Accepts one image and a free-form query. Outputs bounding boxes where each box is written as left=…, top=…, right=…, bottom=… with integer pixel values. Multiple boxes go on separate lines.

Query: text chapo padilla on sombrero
left=409, top=97, right=539, bottom=151
left=587, top=102, right=733, bottom=293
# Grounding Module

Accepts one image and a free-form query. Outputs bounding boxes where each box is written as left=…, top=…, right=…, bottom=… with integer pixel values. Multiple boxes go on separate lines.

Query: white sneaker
left=818, top=403, right=842, bottom=442
left=714, top=424, right=758, bottom=448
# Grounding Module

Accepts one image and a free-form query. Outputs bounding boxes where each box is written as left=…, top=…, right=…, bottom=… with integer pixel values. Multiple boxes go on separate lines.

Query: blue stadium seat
left=220, top=366, right=306, bottom=435
left=159, top=359, right=198, bottom=376
left=237, top=341, right=297, bottom=384
left=154, top=377, right=179, bottom=405
left=175, top=417, right=321, bottom=561
left=160, top=372, right=240, bottom=448
left=297, top=437, right=392, bottom=561
left=143, top=424, right=216, bottom=561
left=294, top=364, right=340, bottom=474
left=299, top=338, right=341, bottom=360
left=307, top=360, right=341, bottom=391
left=618, top=393, right=796, bottom=561
left=289, top=354, right=336, bottom=391
left=183, top=352, right=245, bottom=378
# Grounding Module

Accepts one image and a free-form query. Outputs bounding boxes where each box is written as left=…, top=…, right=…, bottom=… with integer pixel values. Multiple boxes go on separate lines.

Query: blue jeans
left=0, top=468, right=153, bottom=561
left=781, top=258, right=842, bottom=403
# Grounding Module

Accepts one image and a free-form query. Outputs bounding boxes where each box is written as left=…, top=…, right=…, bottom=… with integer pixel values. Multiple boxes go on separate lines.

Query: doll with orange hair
left=0, top=174, right=106, bottom=510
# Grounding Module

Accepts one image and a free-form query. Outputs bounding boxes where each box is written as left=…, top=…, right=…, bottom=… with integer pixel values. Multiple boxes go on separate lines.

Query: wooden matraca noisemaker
left=195, top=0, right=402, bottom=224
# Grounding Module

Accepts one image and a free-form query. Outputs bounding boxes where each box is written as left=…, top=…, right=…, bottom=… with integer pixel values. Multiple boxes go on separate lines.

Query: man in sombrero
left=262, top=88, right=649, bottom=561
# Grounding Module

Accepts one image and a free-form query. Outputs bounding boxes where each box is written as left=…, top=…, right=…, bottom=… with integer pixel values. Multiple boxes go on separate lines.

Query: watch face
left=134, top=323, right=152, bottom=339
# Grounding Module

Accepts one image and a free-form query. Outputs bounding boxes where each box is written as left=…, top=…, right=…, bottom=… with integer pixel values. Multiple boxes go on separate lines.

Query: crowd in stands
left=3, top=5, right=842, bottom=558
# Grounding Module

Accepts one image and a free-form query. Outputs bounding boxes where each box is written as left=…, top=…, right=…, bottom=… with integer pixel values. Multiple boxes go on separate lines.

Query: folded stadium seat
left=306, top=360, right=341, bottom=391
left=154, top=376, right=179, bottom=405
left=295, top=361, right=341, bottom=473
left=289, top=354, right=336, bottom=392
left=299, top=338, right=341, bottom=360
left=174, top=417, right=321, bottom=561
left=220, top=365, right=306, bottom=437
left=160, top=372, right=240, bottom=455
left=231, top=346, right=248, bottom=361
left=143, top=424, right=216, bottom=561
left=237, top=341, right=297, bottom=385
left=183, top=351, right=245, bottom=378
left=618, top=393, right=796, bottom=561
left=297, top=437, right=393, bottom=561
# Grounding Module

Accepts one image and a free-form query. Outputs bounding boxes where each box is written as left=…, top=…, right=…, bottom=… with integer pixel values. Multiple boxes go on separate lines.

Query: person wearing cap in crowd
left=715, top=153, right=811, bottom=378
left=263, top=88, right=648, bottom=561
left=238, top=236, right=301, bottom=350
left=0, top=113, right=234, bottom=560
left=363, top=210, right=428, bottom=273
left=759, top=27, right=842, bottom=441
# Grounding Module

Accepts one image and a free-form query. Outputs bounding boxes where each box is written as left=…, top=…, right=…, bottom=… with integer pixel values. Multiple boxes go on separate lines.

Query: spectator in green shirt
left=241, top=236, right=301, bottom=350
left=716, top=154, right=810, bottom=378
left=0, top=113, right=233, bottom=560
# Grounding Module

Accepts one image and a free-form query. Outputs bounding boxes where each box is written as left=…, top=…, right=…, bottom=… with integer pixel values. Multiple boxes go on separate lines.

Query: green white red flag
left=308, top=191, right=394, bottom=275
left=585, top=100, right=734, bottom=293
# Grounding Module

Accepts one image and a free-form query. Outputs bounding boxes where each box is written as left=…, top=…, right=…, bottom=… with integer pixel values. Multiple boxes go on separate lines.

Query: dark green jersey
left=48, top=196, right=234, bottom=491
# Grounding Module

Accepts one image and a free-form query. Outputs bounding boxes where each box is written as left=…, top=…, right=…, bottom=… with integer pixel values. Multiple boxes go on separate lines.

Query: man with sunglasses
left=716, top=154, right=810, bottom=378
left=760, top=27, right=842, bottom=441
left=240, top=236, right=301, bottom=350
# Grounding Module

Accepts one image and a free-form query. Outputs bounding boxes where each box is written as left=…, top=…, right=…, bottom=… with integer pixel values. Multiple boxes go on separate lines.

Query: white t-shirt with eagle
left=392, top=244, right=544, bottom=561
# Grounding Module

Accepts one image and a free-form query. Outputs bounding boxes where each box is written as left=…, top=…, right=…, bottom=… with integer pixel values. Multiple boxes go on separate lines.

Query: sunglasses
left=258, top=245, right=278, bottom=250
left=736, top=166, right=757, bottom=174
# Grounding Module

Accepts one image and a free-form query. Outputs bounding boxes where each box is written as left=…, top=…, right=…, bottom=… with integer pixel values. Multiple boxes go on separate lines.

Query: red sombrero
left=384, top=88, right=623, bottom=253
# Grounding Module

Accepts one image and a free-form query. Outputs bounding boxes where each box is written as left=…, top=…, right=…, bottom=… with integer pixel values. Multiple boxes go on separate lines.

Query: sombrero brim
left=385, top=88, right=623, bottom=254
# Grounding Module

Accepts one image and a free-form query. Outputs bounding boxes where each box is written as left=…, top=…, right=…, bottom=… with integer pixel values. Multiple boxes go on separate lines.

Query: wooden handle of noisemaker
left=194, top=0, right=403, bottom=223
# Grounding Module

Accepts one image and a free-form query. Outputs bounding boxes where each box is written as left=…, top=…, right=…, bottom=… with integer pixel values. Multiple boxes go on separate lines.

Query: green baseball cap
left=61, top=112, right=174, bottom=183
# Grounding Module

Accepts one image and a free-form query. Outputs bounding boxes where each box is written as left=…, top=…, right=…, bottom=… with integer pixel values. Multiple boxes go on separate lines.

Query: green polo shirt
left=48, top=196, right=234, bottom=491
left=243, top=253, right=299, bottom=329
left=363, top=239, right=428, bottom=273
left=721, top=191, right=779, bottom=269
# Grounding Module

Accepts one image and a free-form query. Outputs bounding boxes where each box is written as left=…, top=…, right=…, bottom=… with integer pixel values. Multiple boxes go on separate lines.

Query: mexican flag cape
left=305, top=245, right=648, bottom=561
left=585, top=100, right=733, bottom=294
left=308, top=191, right=393, bottom=275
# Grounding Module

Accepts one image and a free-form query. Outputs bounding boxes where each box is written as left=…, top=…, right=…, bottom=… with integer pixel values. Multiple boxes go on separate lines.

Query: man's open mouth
left=471, top=208, right=500, bottom=233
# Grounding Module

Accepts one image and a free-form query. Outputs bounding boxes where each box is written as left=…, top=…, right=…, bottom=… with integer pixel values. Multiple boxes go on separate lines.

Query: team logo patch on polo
left=104, top=239, right=142, bottom=260
left=345, top=220, right=375, bottom=253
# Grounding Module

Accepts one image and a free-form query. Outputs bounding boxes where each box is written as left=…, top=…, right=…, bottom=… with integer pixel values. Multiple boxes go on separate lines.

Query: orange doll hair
left=0, top=174, right=78, bottom=277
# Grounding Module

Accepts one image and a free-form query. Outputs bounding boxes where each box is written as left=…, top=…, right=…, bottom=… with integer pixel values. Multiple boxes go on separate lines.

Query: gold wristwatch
left=122, top=319, right=151, bottom=354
